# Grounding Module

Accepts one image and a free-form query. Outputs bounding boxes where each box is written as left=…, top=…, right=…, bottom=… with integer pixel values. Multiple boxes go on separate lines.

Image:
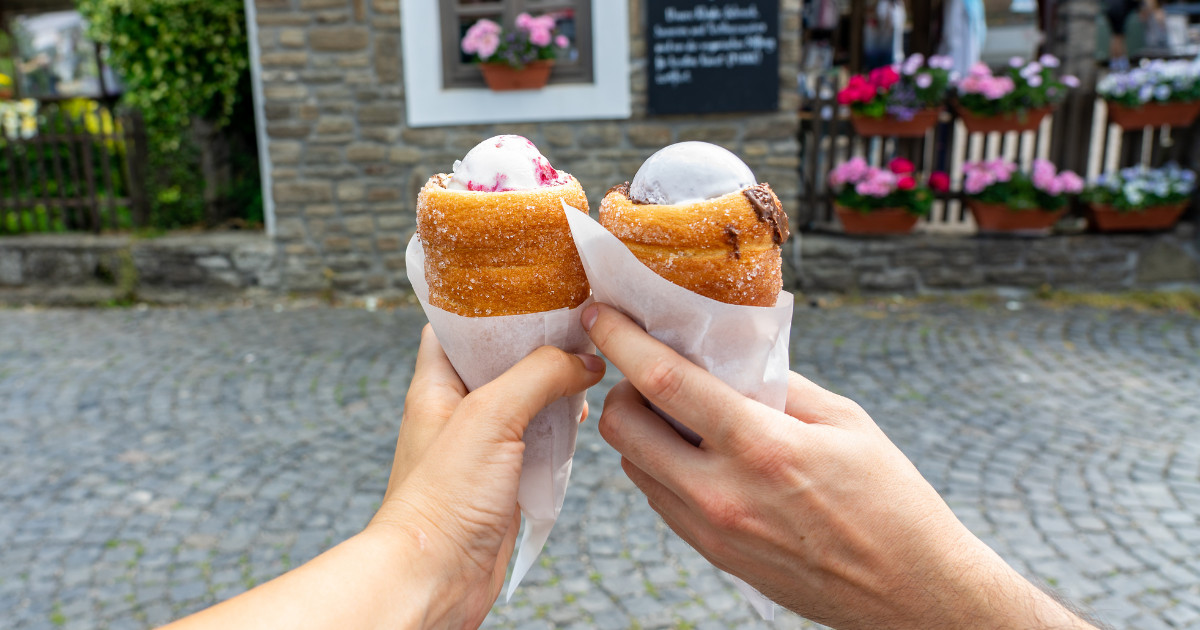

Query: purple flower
left=929, top=55, right=954, bottom=70
left=1009, top=56, right=1025, bottom=68
left=1039, top=54, right=1061, bottom=68
left=916, top=72, right=933, bottom=89
left=1062, top=75, right=1080, bottom=88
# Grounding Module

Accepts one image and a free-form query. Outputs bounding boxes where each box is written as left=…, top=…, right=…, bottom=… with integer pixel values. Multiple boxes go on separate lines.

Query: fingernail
left=575, top=353, right=604, bottom=372
left=581, top=304, right=598, bottom=331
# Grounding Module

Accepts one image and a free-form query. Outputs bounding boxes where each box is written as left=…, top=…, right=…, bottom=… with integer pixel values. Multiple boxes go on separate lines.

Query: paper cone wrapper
left=564, top=203, right=793, bottom=620
left=405, top=235, right=593, bottom=600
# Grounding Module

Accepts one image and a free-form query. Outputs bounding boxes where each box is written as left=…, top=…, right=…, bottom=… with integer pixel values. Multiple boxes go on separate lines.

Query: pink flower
left=529, top=26, right=552, bottom=47
left=982, top=76, right=1015, bottom=100
left=515, top=12, right=534, bottom=29
left=1056, top=171, right=1084, bottom=194
left=555, top=34, right=570, bottom=48
left=964, top=170, right=992, bottom=194
left=462, top=19, right=501, bottom=58
left=888, top=157, right=915, bottom=174
left=969, top=62, right=992, bottom=78
left=833, top=157, right=871, bottom=184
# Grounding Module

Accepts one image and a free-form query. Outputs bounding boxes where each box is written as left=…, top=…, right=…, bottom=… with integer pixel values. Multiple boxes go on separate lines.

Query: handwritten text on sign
left=646, top=1, right=779, bottom=115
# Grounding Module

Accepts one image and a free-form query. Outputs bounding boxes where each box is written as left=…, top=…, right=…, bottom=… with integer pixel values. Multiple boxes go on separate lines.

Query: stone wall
left=799, top=226, right=1200, bottom=294
left=0, top=233, right=279, bottom=297
left=252, top=0, right=803, bottom=293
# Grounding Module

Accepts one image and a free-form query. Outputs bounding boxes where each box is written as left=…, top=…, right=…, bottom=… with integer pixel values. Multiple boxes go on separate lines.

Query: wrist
left=362, top=510, right=469, bottom=629
left=915, top=527, right=1092, bottom=630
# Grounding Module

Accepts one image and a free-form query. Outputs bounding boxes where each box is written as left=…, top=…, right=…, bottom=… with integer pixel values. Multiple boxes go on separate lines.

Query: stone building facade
left=249, top=0, right=803, bottom=293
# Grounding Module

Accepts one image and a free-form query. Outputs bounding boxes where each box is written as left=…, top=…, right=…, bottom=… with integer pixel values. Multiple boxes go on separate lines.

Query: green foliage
left=78, top=0, right=262, bottom=229
left=78, top=0, right=249, bottom=147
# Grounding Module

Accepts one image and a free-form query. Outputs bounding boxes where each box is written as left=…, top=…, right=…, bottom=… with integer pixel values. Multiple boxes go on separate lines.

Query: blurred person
left=938, top=0, right=987, bottom=78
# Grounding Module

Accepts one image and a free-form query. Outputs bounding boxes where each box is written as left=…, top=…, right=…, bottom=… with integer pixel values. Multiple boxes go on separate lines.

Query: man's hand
left=584, top=303, right=1094, bottom=630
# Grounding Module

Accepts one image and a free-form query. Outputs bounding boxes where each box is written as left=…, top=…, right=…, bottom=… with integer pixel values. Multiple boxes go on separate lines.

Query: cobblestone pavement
left=2, top=300, right=1199, bottom=630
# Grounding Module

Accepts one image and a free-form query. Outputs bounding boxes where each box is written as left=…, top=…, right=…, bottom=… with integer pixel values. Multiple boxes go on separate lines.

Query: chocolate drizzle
left=742, top=184, right=789, bottom=245
left=724, top=224, right=741, bottom=259
left=608, top=181, right=652, bottom=204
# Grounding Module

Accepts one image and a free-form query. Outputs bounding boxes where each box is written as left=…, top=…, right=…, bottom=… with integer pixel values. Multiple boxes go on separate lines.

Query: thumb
left=453, top=346, right=605, bottom=443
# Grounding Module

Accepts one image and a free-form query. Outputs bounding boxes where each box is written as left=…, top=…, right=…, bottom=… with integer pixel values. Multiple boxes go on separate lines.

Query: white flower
left=1039, top=54, right=1060, bottom=68
left=916, top=72, right=933, bottom=89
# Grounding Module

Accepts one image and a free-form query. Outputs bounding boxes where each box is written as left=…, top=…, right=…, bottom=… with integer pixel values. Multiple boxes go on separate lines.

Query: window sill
left=399, top=1, right=630, bottom=128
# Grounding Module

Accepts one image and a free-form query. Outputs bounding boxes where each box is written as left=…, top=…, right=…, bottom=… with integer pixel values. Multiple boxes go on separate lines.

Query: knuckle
left=641, top=357, right=685, bottom=405
left=698, top=489, right=751, bottom=534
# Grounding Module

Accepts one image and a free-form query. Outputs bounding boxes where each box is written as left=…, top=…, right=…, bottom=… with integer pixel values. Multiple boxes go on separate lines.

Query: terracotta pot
left=850, top=108, right=940, bottom=138
left=1087, top=202, right=1188, bottom=232
left=478, top=60, right=555, bottom=91
left=835, top=205, right=921, bottom=234
left=1106, top=100, right=1200, bottom=129
left=956, top=105, right=1053, bottom=134
left=967, top=199, right=1065, bottom=234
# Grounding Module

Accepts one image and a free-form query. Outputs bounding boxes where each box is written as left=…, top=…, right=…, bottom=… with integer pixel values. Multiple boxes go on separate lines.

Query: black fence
left=0, top=98, right=148, bottom=234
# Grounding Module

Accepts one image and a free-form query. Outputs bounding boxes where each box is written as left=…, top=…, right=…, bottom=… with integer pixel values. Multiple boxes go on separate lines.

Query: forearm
left=922, top=532, right=1097, bottom=630
left=163, top=525, right=447, bottom=630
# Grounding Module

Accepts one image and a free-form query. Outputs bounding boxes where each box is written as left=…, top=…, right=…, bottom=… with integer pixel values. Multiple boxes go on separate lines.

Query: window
left=401, top=0, right=629, bottom=127
left=439, top=0, right=593, bottom=89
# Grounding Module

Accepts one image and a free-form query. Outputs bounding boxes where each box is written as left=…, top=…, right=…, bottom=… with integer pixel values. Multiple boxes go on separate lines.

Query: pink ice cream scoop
left=446, top=134, right=567, bottom=192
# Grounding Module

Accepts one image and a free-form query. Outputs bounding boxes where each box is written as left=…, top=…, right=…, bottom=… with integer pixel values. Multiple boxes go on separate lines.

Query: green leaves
left=79, top=0, right=249, bottom=146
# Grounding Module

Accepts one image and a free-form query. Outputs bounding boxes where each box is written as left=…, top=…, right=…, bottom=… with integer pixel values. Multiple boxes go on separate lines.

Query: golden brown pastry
left=417, top=173, right=590, bottom=317
left=599, top=181, right=788, bottom=307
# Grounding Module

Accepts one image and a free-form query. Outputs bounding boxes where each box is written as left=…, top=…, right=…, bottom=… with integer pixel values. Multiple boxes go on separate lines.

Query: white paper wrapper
left=405, top=235, right=593, bottom=600
left=563, top=202, right=793, bottom=620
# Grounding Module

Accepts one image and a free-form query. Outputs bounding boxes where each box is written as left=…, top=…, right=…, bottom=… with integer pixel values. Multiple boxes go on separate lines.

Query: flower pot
left=478, top=60, right=555, bottom=91
left=956, top=105, right=1053, bottom=134
left=850, top=108, right=940, bottom=138
left=967, top=200, right=1065, bottom=234
left=835, top=205, right=920, bottom=235
left=1106, top=100, right=1200, bottom=129
left=1087, top=202, right=1188, bottom=232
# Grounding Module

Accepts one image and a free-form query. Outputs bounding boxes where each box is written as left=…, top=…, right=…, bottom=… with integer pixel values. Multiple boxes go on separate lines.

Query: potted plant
left=461, top=13, right=571, bottom=91
left=838, top=53, right=953, bottom=137
left=1082, top=164, right=1194, bottom=231
left=1098, top=59, right=1200, bottom=129
left=828, top=156, right=949, bottom=234
left=954, top=56, right=1078, bottom=134
left=964, top=158, right=1083, bottom=234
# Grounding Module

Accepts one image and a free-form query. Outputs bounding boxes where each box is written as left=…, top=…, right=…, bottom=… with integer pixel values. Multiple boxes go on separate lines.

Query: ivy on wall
left=78, top=0, right=249, bottom=145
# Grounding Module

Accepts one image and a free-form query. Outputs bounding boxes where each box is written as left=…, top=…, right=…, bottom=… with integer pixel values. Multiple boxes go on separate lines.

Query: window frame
left=400, top=0, right=630, bottom=128
left=438, top=0, right=593, bottom=90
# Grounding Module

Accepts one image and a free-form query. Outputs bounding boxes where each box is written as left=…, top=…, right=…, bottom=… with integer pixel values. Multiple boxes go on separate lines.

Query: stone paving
left=1, top=300, right=1199, bottom=630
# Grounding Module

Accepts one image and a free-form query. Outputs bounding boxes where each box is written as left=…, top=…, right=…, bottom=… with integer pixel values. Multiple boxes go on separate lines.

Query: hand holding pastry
left=586, top=304, right=1096, bottom=630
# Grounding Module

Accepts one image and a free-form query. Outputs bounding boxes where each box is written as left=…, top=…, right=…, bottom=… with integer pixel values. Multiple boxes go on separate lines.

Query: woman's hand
left=166, top=324, right=603, bottom=630
left=584, top=304, right=1093, bottom=630
left=368, top=324, right=604, bottom=628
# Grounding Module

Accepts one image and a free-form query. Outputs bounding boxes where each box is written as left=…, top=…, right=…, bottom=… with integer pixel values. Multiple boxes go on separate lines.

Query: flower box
left=835, top=205, right=920, bottom=234
left=1087, top=202, right=1188, bottom=231
left=967, top=200, right=1065, bottom=234
left=1106, top=100, right=1200, bottom=129
left=850, top=108, right=941, bottom=138
left=956, top=105, right=1053, bottom=134
left=479, top=60, right=555, bottom=91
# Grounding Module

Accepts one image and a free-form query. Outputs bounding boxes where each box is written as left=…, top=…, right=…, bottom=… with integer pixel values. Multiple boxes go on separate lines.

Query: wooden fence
left=798, top=73, right=1199, bottom=233
left=0, top=99, right=149, bottom=234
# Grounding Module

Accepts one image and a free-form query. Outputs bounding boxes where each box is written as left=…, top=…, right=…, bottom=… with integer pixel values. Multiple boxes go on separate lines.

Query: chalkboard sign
left=646, top=0, right=780, bottom=116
